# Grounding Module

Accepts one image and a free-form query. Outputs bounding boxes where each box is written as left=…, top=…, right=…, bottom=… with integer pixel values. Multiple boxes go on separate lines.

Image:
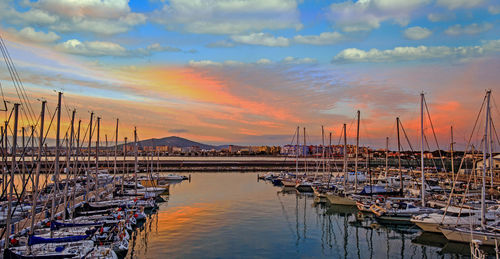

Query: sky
left=0, top=0, right=499, bottom=149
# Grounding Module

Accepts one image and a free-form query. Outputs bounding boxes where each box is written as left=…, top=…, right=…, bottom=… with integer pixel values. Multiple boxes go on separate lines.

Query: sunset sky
left=0, top=0, right=499, bottom=149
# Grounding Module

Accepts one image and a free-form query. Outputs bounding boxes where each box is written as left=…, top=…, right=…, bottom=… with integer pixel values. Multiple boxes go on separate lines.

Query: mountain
left=135, top=136, right=217, bottom=150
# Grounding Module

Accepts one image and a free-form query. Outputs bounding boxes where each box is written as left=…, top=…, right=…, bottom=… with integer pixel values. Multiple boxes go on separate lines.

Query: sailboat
left=441, top=90, right=500, bottom=247
left=326, top=123, right=357, bottom=206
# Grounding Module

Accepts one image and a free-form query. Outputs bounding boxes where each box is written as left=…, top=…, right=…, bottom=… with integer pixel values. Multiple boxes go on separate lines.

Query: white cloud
left=427, top=12, right=456, bottom=22
left=437, top=0, right=485, bottom=10
left=56, top=39, right=127, bottom=56
left=327, top=0, right=430, bottom=32
left=281, top=56, right=317, bottom=64
left=206, top=40, right=236, bottom=48
left=488, top=5, right=500, bottom=15
left=35, top=0, right=131, bottom=19
left=13, top=27, right=60, bottom=43
left=55, top=40, right=181, bottom=57
left=0, top=0, right=145, bottom=35
left=188, top=57, right=317, bottom=67
left=404, top=26, right=432, bottom=40
left=445, top=22, right=493, bottom=36
left=231, top=33, right=290, bottom=47
left=188, top=60, right=223, bottom=67
left=152, top=0, right=302, bottom=34
left=187, top=60, right=245, bottom=67
left=332, top=39, right=500, bottom=63
left=256, top=58, right=272, bottom=64
left=293, top=32, right=344, bottom=45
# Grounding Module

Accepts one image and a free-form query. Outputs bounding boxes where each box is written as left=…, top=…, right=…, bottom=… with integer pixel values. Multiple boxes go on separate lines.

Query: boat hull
left=326, top=193, right=356, bottom=206
left=441, top=228, right=500, bottom=246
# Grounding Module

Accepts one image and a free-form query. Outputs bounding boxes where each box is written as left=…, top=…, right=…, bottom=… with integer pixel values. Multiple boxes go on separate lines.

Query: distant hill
left=134, top=136, right=217, bottom=150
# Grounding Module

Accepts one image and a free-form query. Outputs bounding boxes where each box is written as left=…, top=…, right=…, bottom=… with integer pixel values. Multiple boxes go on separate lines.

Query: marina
left=0, top=87, right=497, bottom=258
left=0, top=1, right=499, bottom=258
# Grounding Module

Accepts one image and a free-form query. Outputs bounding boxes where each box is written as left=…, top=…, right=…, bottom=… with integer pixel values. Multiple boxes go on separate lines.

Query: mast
left=355, top=110, right=360, bottom=191
left=488, top=110, right=493, bottom=189
left=63, top=110, right=75, bottom=220
left=397, top=117, right=402, bottom=193
left=481, top=90, right=491, bottom=228
left=295, top=126, right=299, bottom=177
left=4, top=103, right=18, bottom=250
left=50, top=92, right=62, bottom=237
left=420, top=93, right=425, bottom=207
left=30, top=126, right=34, bottom=188
left=21, top=128, right=25, bottom=188
left=122, top=137, right=127, bottom=194
left=95, top=117, right=100, bottom=201
left=343, top=123, right=347, bottom=187
left=368, top=148, right=372, bottom=196
left=385, top=137, right=389, bottom=188
left=86, top=112, right=93, bottom=202
left=327, top=132, right=332, bottom=186
left=322, top=126, right=325, bottom=175
left=303, top=127, right=307, bottom=175
left=28, top=101, right=45, bottom=252
left=450, top=126, right=454, bottom=184
left=72, top=119, right=81, bottom=212
left=2, top=123, right=6, bottom=195
left=31, top=125, right=34, bottom=176
left=114, top=119, right=119, bottom=191
left=134, top=127, right=138, bottom=196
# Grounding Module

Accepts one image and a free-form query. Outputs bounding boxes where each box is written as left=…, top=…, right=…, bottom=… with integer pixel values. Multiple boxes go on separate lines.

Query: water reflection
left=126, top=172, right=490, bottom=258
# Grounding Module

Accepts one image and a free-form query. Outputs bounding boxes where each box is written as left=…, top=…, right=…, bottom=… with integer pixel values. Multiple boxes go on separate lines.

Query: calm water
left=126, top=172, right=487, bottom=259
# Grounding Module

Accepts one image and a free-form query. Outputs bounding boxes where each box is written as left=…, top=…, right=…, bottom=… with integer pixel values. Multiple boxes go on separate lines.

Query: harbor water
left=125, top=172, right=486, bottom=259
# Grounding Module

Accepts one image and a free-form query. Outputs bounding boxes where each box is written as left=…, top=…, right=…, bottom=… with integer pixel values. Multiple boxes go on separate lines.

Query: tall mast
left=86, top=112, right=93, bottom=202
left=295, top=126, right=299, bottom=177
left=450, top=126, right=454, bottom=184
left=122, top=137, right=127, bottom=194
left=114, top=119, right=119, bottom=191
left=30, top=126, right=34, bottom=188
left=21, top=127, right=25, bottom=188
left=355, top=110, right=360, bottom=191
left=420, top=93, right=425, bottom=207
left=385, top=137, right=389, bottom=188
left=368, top=148, right=372, bottom=196
left=397, top=117, right=402, bottom=193
left=322, top=126, right=325, bottom=174
left=327, top=132, right=332, bottom=186
left=63, top=110, right=75, bottom=220
left=72, top=119, right=81, bottom=211
left=303, top=127, right=307, bottom=175
left=95, top=117, right=100, bottom=201
left=31, top=125, right=34, bottom=173
left=488, top=110, right=493, bottom=189
left=4, top=103, right=19, bottom=250
left=343, top=123, right=347, bottom=187
left=481, top=90, right=491, bottom=228
left=2, top=123, right=6, bottom=195
left=51, top=92, right=62, bottom=237
left=134, top=127, right=138, bottom=195
left=28, top=101, right=45, bottom=252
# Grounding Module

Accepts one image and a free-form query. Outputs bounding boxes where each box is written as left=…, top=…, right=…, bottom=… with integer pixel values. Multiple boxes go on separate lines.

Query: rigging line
left=0, top=45, right=33, bottom=127
left=0, top=82, right=8, bottom=111
left=398, top=119, right=415, bottom=152
left=61, top=94, right=73, bottom=121
left=41, top=104, right=57, bottom=145
left=441, top=93, right=487, bottom=220
left=423, top=133, right=440, bottom=171
left=0, top=43, right=25, bottom=122
left=423, top=96, right=446, bottom=170
left=491, top=117, right=500, bottom=147
left=492, top=93, right=500, bottom=120
left=0, top=36, right=37, bottom=122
